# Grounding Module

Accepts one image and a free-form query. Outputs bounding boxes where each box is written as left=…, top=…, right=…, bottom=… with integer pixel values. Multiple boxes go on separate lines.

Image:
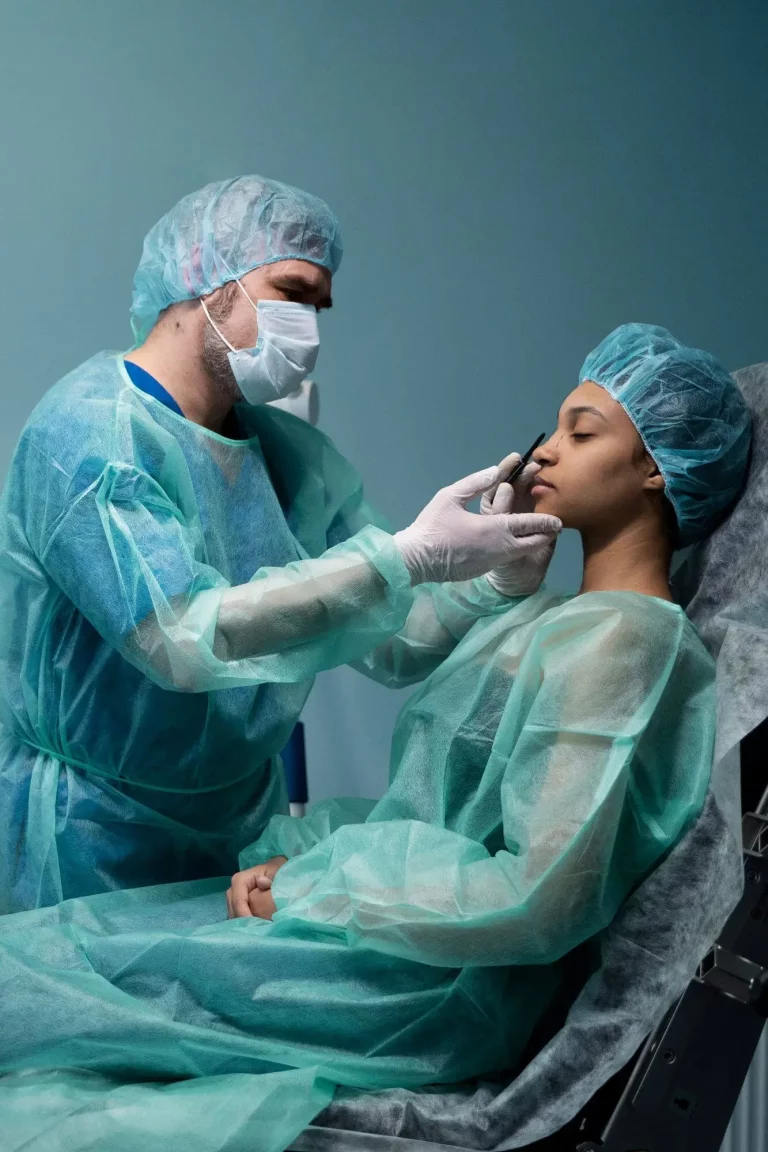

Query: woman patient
left=0, top=326, right=752, bottom=1114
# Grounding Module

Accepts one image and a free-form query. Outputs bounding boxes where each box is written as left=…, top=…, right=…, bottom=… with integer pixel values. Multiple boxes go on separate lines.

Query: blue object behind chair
left=282, top=724, right=309, bottom=809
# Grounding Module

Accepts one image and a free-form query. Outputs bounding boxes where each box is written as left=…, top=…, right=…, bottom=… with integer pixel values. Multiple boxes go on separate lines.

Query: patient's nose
left=534, top=434, right=559, bottom=464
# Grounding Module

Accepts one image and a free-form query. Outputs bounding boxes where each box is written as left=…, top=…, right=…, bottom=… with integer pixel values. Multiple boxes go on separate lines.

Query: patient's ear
left=642, top=453, right=666, bottom=492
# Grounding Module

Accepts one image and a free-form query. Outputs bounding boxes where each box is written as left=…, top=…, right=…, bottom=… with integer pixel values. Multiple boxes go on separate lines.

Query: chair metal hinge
left=698, top=943, right=768, bottom=1007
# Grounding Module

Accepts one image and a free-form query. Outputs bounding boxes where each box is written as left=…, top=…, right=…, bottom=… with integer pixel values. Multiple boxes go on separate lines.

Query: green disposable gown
left=0, top=352, right=503, bottom=910
left=0, top=590, right=715, bottom=1150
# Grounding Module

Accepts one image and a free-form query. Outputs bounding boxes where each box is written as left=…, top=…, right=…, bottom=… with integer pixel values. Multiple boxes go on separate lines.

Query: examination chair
left=287, top=362, right=768, bottom=1152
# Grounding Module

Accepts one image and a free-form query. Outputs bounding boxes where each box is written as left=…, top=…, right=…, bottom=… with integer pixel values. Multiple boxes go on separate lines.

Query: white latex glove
left=394, top=466, right=561, bottom=586
left=480, top=452, right=560, bottom=596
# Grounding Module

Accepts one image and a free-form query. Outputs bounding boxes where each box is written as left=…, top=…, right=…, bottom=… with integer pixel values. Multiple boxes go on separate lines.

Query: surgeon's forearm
left=128, top=525, right=414, bottom=691
left=214, top=561, right=388, bottom=660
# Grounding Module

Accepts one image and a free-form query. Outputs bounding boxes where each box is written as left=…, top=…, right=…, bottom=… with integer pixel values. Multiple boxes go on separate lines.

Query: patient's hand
left=227, top=855, right=288, bottom=919
left=248, top=886, right=277, bottom=920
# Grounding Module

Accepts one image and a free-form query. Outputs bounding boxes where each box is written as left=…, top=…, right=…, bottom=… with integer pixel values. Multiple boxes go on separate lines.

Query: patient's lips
left=531, top=472, right=556, bottom=497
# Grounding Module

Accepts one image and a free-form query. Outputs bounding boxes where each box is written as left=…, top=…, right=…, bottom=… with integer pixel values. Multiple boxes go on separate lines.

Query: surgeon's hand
left=480, top=452, right=560, bottom=596
left=394, top=467, right=561, bottom=586
left=227, top=855, right=288, bottom=919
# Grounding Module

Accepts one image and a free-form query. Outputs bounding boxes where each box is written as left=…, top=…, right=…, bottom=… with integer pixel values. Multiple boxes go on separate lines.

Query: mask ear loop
left=200, top=275, right=259, bottom=354
left=232, top=277, right=259, bottom=307
left=199, top=297, right=237, bottom=353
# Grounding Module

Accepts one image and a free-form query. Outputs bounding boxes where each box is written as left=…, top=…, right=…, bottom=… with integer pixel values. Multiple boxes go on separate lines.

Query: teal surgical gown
left=0, top=353, right=506, bottom=912
left=0, top=590, right=716, bottom=1151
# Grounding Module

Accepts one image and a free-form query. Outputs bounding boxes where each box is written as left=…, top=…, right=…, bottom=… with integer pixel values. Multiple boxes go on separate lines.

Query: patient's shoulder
left=543, top=589, right=697, bottom=645
left=531, top=591, right=713, bottom=706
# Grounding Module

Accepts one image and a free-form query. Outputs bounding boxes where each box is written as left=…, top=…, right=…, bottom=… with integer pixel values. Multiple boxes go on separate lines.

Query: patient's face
left=531, top=381, right=661, bottom=533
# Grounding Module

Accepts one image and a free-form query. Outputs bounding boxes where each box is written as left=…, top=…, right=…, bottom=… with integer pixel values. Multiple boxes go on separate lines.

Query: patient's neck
left=580, top=516, right=673, bottom=602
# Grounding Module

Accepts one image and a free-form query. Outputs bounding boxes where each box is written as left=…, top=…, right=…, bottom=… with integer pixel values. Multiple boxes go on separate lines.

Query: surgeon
left=0, top=175, right=560, bottom=913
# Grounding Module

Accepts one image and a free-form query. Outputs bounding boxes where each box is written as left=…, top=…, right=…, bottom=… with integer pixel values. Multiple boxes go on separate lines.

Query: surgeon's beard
left=201, top=317, right=243, bottom=407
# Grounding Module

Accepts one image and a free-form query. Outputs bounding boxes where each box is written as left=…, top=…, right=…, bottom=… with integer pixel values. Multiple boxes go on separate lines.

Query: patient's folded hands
left=226, top=855, right=288, bottom=919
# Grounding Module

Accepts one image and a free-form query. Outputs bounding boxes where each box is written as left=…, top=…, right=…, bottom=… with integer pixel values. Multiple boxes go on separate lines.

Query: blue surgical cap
left=580, top=323, right=752, bottom=546
left=131, top=176, right=343, bottom=341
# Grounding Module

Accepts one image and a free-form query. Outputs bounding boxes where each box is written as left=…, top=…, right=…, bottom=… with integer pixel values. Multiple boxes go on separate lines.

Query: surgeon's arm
left=41, top=463, right=414, bottom=693
left=269, top=607, right=712, bottom=966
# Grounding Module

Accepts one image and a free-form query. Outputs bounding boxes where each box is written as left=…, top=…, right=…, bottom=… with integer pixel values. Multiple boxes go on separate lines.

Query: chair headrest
left=674, top=363, right=768, bottom=797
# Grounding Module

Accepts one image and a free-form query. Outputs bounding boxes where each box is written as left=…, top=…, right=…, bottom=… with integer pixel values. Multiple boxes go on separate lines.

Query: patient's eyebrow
left=564, top=405, right=609, bottom=423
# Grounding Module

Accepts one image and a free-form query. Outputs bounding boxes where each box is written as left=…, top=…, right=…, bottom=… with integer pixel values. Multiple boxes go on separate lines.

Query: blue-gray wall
left=1, top=0, right=766, bottom=804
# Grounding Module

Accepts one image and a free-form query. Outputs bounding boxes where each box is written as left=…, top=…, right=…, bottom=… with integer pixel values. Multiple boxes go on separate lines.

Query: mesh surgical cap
left=130, top=175, right=343, bottom=341
left=580, top=323, right=752, bottom=546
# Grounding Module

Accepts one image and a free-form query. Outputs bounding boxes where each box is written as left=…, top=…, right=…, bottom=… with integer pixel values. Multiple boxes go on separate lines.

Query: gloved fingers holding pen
left=481, top=451, right=542, bottom=517
left=395, top=465, right=561, bottom=586
left=481, top=450, right=561, bottom=597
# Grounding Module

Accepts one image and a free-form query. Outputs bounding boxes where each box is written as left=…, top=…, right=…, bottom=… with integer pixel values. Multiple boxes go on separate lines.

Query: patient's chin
left=532, top=490, right=561, bottom=516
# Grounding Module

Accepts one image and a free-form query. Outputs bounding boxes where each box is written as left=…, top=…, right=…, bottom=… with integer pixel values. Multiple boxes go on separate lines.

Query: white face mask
left=200, top=280, right=320, bottom=406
